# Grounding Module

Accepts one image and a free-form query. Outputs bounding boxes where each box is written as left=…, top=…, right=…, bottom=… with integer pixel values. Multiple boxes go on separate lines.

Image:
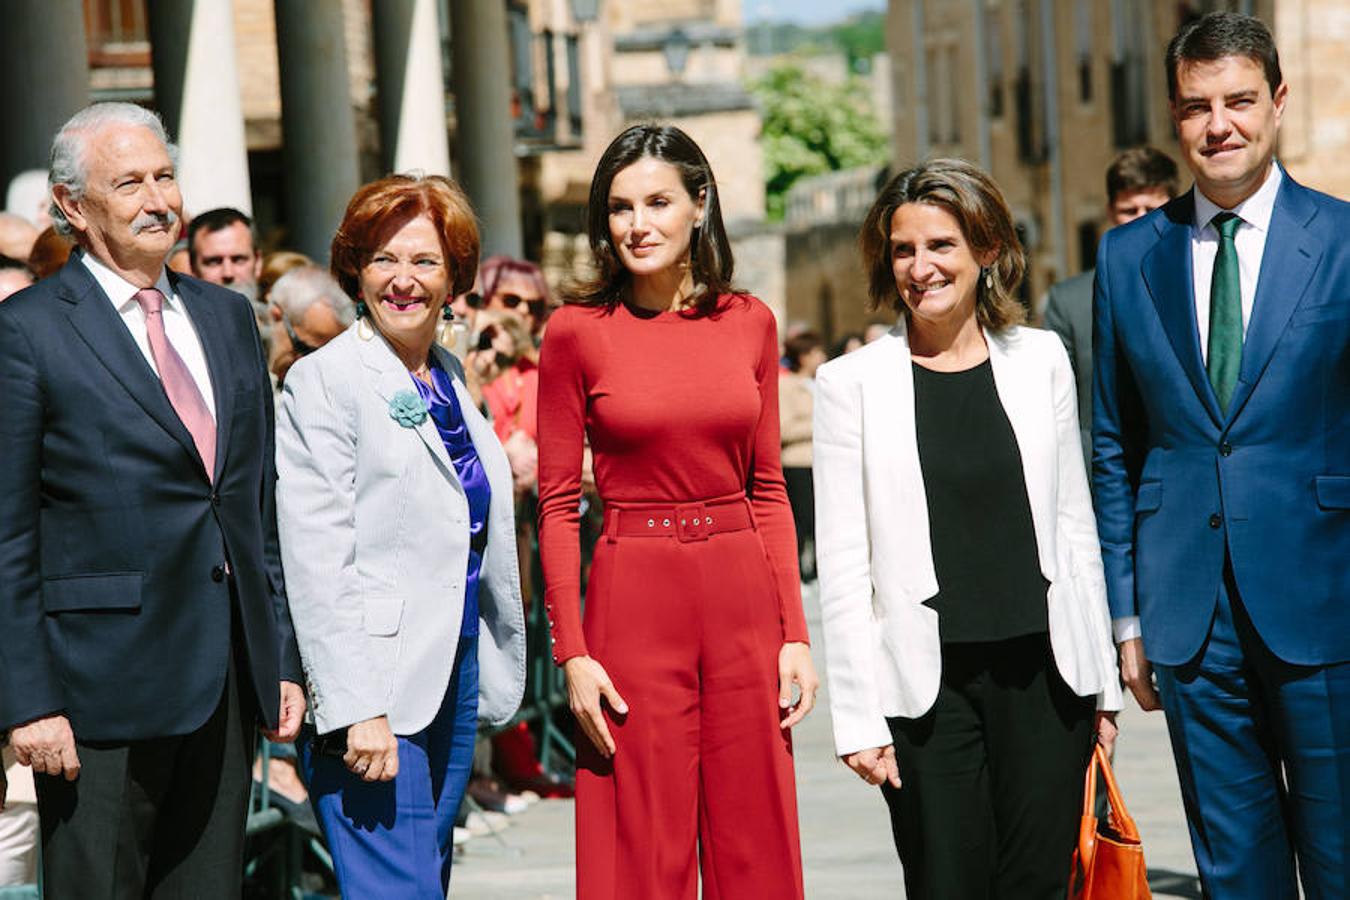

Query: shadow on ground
left=1149, top=867, right=1203, bottom=898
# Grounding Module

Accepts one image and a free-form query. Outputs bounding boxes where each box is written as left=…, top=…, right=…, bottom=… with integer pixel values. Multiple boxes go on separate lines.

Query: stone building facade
left=883, top=0, right=1349, bottom=312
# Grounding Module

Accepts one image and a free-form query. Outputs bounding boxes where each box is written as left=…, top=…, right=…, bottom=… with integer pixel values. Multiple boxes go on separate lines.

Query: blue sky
left=745, top=0, right=885, bottom=26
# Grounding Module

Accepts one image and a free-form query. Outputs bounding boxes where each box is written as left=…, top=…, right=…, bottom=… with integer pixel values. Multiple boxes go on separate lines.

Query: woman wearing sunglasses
left=480, top=255, right=551, bottom=340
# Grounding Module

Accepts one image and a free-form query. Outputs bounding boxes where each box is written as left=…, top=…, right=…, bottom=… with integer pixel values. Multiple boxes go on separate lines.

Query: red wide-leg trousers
left=574, top=505, right=804, bottom=900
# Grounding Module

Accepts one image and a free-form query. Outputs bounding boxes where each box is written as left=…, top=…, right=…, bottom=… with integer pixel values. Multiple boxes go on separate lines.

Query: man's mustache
left=130, top=210, right=179, bottom=234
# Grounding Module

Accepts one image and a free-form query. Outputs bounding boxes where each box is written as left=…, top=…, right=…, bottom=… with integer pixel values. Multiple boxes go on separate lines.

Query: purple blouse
left=413, top=360, right=490, bottom=637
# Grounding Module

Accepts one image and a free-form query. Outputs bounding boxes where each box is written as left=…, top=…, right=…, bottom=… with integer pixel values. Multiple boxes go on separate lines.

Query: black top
left=912, top=359, right=1049, bottom=643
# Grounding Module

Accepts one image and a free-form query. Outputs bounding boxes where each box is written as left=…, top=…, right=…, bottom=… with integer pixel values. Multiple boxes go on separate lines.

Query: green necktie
left=1207, top=212, right=1243, bottom=413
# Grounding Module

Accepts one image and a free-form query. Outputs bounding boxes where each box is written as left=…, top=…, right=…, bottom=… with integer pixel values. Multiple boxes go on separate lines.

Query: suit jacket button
left=211, top=564, right=226, bottom=582
left=210, top=493, right=221, bottom=506
left=1208, top=513, right=1222, bottom=529
left=1219, top=442, right=1233, bottom=457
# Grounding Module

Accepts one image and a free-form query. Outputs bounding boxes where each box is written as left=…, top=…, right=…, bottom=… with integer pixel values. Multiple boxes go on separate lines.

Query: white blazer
left=813, top=321, right=1122, bottom=757
left=276, top=325, right=527, bottom=736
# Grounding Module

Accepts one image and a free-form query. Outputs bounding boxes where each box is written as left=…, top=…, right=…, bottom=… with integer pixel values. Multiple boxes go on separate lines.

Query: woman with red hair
left=276, top=174, right=526, bottom=897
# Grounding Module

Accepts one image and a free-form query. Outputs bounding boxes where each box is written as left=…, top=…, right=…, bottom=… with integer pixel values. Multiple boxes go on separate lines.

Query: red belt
left=603, top=494, right=753, bottom=543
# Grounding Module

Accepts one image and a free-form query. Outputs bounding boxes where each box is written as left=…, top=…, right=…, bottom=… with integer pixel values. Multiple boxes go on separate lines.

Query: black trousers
left=36, top=644, right=256, bottom=899
left=882, top=633, right=1094, bottom=900
left=783, top=466, right=815, bottom=579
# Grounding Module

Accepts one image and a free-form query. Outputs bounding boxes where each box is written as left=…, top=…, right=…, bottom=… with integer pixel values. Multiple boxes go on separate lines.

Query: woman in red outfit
left=537, top=124, right=818, bottom=899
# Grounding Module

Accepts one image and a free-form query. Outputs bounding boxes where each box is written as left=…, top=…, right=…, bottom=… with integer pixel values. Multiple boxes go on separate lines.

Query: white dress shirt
left=1192, top=162, right=1281, bottom=361
left=1113, top=163, right=1282, bottom=646
left=81, top=251, right=217, bottom=420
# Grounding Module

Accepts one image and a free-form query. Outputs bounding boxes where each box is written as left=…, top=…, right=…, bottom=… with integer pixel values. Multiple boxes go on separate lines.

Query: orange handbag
left=1068, top=743, right=1152, bottom=899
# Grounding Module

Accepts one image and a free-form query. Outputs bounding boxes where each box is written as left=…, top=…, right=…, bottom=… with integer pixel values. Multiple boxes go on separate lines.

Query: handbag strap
left=1093, top=743, right=1142, bottom=842
left=1077, top=743, right=1102, bottom=865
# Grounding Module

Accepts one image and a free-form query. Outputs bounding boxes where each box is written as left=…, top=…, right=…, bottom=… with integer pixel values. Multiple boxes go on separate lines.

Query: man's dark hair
left=1106, top=147, right=1180, bottom=203
left=0, top=254, right=35, bottom=278
left=187, top=207, right=256, bottom=263
left=1166, top=12, right=1281, bottom=102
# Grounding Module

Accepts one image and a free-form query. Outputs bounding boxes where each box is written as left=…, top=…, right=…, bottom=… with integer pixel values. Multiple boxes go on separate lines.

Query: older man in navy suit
left=1093, top=14, right=1350, bottom=899
left=0, top=103, right=304, bottom=898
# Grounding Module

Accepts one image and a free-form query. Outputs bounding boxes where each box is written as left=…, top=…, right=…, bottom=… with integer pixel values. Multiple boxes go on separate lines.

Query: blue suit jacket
left=1092, top=170, right=1350, bottom=667
left=0, top=253, right=302, bottom=741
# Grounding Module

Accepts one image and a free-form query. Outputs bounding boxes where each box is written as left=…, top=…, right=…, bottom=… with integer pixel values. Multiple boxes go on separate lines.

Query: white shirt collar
left=80, top=249, right=177, bottom=312
left=1193, top=161, right=1282, bottom=235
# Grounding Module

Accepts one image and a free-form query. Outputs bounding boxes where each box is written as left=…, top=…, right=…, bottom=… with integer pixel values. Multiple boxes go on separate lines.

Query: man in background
left=189, top=207, right=270, bottom=349
left=266, top=265, right=353, bottom=387
left=1043, top=147, right=1179, bottom=462
left=188, top=206, right=261, bottom=300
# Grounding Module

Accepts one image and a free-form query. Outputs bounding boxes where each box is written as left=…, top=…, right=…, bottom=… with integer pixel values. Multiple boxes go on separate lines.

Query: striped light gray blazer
left=276, top=324, right=526, bottom=736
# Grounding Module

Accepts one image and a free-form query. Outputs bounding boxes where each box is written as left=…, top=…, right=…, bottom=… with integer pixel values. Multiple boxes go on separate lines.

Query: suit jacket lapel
left=1142, top=196, right=1223, bottom=426
left=985, top=328, right=1052, bottom=577
left=866, top=322, right=938, bottom=602
left=358, top=330, right=454, bottom=476
left=174, top=275, right=235, bottom=481
left=58, top=255, right=204, bottom=468
left=1226, top=176, right=1323, bottom=422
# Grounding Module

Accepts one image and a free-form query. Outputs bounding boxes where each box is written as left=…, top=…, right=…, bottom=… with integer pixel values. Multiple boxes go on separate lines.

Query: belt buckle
left=674, top=503, right=709, bottom=542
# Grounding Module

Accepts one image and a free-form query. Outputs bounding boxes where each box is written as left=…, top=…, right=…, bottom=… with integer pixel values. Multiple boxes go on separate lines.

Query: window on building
left=927, top=46, right=942, bottom=147
left=83, top=0, right=149, bottom=68
left=565, top=33, right=583, bottom=138
left=946, top=44, right=961, bottom=144
left=986, top=2, right=1004, bottom=119
left=1012, top=0, right=1041, bottom=163
left=1110, top=0, right=1149, bottom=148
left=508, top=3, right=540, bottom=137
left=1015, top=222, right=1034, bottom=311
left=1075, top=0, right=1093, bottom=104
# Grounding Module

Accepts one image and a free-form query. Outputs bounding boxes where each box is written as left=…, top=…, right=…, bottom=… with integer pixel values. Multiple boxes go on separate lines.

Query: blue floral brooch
left=388, top=390, right=428, bottom=427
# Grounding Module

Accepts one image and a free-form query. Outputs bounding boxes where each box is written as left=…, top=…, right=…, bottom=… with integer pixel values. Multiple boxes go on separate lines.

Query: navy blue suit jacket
left=1092, top=170, right=1350, bottom=667
left=0, top=253, right=302, bottom=741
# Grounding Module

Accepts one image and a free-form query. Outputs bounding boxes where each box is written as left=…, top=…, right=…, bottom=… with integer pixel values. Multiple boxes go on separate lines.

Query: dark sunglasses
left=282, top=313, right=318, bottom=357
left=498, top=293, right=546, bottom=316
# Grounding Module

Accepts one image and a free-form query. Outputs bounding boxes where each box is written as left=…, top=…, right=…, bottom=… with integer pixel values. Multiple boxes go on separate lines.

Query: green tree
left=748, top=64, right=889, bottom=220
left=830, top=11, right=886, bottom=72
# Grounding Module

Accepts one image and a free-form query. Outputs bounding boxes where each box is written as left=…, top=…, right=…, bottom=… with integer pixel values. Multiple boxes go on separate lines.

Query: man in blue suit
left=1093, top=13, right=1349, bottom=898
left=0, top=103, right=305, bottom=897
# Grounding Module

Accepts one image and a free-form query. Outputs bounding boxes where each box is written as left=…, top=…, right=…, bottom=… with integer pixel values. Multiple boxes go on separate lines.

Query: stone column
left=0, top=0, right=90, bottom=195
left=273, top=0, right=361, bottom=262
left=371, top=0, right=452, bottom=177
left=148, top=0, right=253, bottom=215
left=449, top=0, right=523, bottom=258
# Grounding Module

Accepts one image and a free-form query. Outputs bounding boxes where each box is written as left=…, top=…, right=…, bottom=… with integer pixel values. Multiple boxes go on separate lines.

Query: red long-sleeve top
left=536, top=295, right=809, bottom=664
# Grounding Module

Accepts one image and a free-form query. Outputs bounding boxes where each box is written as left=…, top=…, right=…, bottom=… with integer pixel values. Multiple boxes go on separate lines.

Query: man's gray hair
left=48, top=103, right=179, bottom=236
left=270, top=266, right=357, bottom=328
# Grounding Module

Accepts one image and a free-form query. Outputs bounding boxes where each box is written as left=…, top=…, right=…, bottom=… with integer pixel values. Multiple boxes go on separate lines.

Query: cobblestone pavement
left=452, top=584, right=1201, bottom=899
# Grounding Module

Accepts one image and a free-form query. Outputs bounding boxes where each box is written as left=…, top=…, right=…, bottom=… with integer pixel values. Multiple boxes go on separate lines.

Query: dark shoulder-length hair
left=859, top=158, right=1026, bottom=332
left=569, top=123, right=735, bottom=313
left=330, top=174, right=480, bottom=300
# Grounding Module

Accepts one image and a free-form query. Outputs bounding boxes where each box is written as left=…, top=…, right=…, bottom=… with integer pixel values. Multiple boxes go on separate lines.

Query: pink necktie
left=134, top=288, right=216, bottom=480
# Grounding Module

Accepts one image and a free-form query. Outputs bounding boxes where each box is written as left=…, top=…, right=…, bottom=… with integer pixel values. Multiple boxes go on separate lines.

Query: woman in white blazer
left=276, top=175, right=526, bottom=897
left=814, top=159, right=1122, bottom=900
